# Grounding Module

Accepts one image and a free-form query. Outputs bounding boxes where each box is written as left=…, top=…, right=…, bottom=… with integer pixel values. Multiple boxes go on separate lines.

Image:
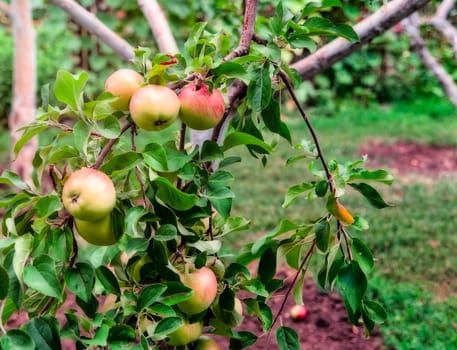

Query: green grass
left=225, top=97, right=457, bottom=349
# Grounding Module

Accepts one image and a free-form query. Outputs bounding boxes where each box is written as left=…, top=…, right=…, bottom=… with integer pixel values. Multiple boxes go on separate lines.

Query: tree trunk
left=9, top=0, right=37, bottom=185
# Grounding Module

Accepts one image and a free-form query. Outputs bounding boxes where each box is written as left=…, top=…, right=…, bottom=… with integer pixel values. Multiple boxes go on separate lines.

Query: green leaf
left=315, top=180, right=329, bottom=197
left=258, top=246, right=277, bottom=284
left=314, top=220, right=330, bottom=253
left=13, top=123, right=48, bottom=156
left=0, top=265, right=9, bottom=300
left=95, top=115, right=121, bottom=139
left=271, top=0, right=284, bottom=35
left=261, top=98, right=291, bottom=143
left=349, top=183, right=391, bottom=208
left=23, top=255, right=62, bottom=300
left=35, top=194, right=62, bottom=218
left=247, top=62, right=272, bottom=112
left=348, top=169, right=393, bottom=184
left=151, top=177, right=199, bottom=211
left=160, top=282, right=193, bottom=306
left=337, top=261, right=367, bottom=313
left=222, top=132, right=272, bottom=153
left=333, top=23, right=359, bottom=42
left=212, top=61, right=247, bottom=79
left=25, top=316, right=62, bottom=350
left=252, top=219, right=300, bottom=255
left=276, top=326, right=300, bottom=350
left=362, top=300, right=388, bottom=323
left=73, top=120, right=90, bottom=155
left=241, top=278, right=269, bottom=298
left=100, top=152, right=141, bottom=176
left=64, top=262, right=94, bottom=303
left=142, top=143, right=169, bottom=172
left=13, top=234, right=33, bottom=281
left=188, top=240, right=221, bottom=255
left=137, top=284, right=168, bottom=311
left=200, top=140, right=224, bottom=161
left=53, top=70, right=88, bottom=111
left=1, top=329, right=35, bottom=350
left=352, top=238, right=374, bottom=275
left=154, top=317, right=183, bottom=337
left=108, top=324, right=136, bottom=342
left=0, top=170, right=31, bottom=191
left=95, top=266, right=121, bottom=295
left=282, top=182, right=314, bottom=208
left=155, top=224, right=178, bottom=241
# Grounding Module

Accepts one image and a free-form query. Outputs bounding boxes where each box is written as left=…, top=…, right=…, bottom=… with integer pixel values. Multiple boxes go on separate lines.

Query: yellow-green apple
left=167, top=320, right=203, bottom=346
left=74, top=214, right=117, bottom=246
left=195, top=336, right=220, bottom=350
left=178, top=83, right=225, bottom=130
left=177, top=266, right=218, bottom=315
left=62, top=168, right=116, bottom=221
left=210, top=297, right=243, bottom=330
left=129, top=85, right=180, bottom=131
left=104, top=68, right=143, bottom=111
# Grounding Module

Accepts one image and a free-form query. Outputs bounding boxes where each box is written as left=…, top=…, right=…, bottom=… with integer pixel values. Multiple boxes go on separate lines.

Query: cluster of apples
left=104, top=68, right=226, bottom=131
left=62, top=167, right=118, bottom=245
left=166, top=265, right=244, bottom=347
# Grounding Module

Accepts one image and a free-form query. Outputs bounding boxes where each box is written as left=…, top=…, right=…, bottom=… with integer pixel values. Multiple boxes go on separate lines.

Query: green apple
left=177, top=266, right=218, bottom=315
left=129, top=84, right=180, bottom=130
left=167, top=320, right=203, bottom=346
left=74, top=214, right=117, bottom=246
left=195, top=336, right=220, bottom=350
left=210, top=297, right=243, bottom=330
left=62, top=168, right=116, bottom=221
left=104, top=68, right=144, bottom=111
left=178, top=83, right=225, bottom=130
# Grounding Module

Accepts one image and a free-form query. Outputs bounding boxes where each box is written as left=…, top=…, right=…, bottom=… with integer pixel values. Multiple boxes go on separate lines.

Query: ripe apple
left=289, top=304, right=308, bottom=321
left=167, top=320, right=203, bottom=346
left=104, top=68, right=143, bottom=111
left=74, top=214, right=117, bottom=246
left=129, top=85, right=180, bottom=131
left=177, top=266, right=218, bottom=315
left=62, top=168, right=116, bottom=221
left=195, top=336, right=220, bottom=350
left=178, top=83, right=225, bottom=130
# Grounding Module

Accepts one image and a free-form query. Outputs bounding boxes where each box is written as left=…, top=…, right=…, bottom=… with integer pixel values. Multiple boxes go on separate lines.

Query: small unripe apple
left=195, top=336, right=220, bottom=350
left=104, top=68, right=143, bottom=111
left=62, top=168, right=116, bottom=221
left=178, top=83, right=225, bottom=130
left=210, top=297, right=243, bottom=330
left=167, top=320, right=203, bottom=346
left=74, top=215, right=117, bottom=246
left=129, top=85, right=180, bottom=131
left=289, top=304, right=307, bottom=321
left=177, top=266, right=218, bottom=315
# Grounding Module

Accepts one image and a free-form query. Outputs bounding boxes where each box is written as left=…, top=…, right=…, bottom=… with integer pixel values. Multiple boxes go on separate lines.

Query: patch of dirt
left=360, top=139, right=457, bottom=176
left=216, top=269, right=384, bottom=350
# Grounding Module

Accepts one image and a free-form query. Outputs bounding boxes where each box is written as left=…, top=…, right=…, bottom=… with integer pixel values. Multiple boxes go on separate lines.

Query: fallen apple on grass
left=129, top=84, right=180, bottom=131
left=178, top=83, right=225, bottom=130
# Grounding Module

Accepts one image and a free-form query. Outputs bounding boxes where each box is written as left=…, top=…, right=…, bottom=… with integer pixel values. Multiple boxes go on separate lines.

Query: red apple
left=62, top=168, right=116, bottom=221
left=178, top=83, right=225, bottom=130
left=177, top=266, right=218, bottom=315
left=289, top=304, right=307, bottom=321
left=104, top=68, right=143, bottom=111
left=129, top=85, right=180, bottom=131
left=195, top=336, right=220, bottom=350
left=167, top=320, right=203, bottom=346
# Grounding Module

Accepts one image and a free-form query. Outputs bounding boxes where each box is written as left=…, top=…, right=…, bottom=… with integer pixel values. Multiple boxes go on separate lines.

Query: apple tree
left=1, top=1, right=394, bottom=349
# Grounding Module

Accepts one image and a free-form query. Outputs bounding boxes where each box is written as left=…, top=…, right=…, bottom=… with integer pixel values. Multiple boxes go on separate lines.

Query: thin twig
left=278, top=70, right=335, bottom=192
left=93, top=122, right=133, bottom=169
left=264, top=240, right=316, bottom=349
